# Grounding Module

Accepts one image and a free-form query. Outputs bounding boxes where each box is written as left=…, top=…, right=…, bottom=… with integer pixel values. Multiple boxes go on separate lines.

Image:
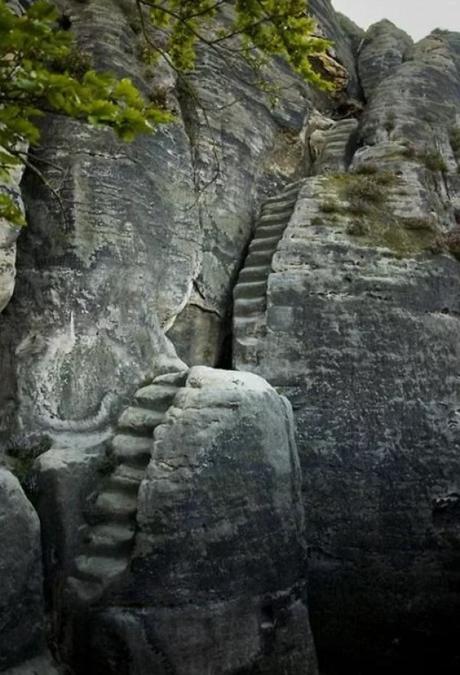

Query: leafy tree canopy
left=0, top=0, right=332, bottom=225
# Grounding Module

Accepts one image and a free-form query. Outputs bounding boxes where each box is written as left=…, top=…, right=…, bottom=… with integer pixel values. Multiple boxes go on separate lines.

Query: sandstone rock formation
left=62, top=367, right=316, bottom=675
left=2, top=1, right=460, bottom=675
left=233, top=18, right=460, bottom=675
left=0, top=151, right=26, bottom=315
left=0, top=469, right=47, bottom=671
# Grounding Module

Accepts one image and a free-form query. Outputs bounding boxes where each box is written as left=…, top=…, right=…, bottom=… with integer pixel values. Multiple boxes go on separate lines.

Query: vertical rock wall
left=233, top=22, right=460, bottom=675
left=0, top=469, right=47, bottom=670
left=0, top=0, right=326, bottom=456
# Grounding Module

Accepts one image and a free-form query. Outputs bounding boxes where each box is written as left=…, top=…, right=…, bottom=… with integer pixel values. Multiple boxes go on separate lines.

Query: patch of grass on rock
left=326, top=170, right=438, bottom=256
left=319, top=199, right=342, bottom=214
left=420, top=150, right=448, bottom=173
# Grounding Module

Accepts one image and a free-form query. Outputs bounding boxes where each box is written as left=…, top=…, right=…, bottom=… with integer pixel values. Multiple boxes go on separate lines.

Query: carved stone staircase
left=66, top=369, right=188, bottom=604
left=233, top=180, right=302, bottom=354
left=315, top=117, right=359, bottom=174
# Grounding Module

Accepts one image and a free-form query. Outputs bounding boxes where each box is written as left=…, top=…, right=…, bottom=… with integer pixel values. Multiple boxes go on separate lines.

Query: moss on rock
left=322, top=171, right=439, bottom=257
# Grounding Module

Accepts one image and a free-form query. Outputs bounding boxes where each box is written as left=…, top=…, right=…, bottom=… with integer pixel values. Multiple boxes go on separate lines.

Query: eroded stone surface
left=5, top=2, right=460, bottom=674
left=358, top=20, right=413, bottom=100
left=1, top=654, right=60, bottom=675
left=73, top=367, right=317, bottom=675
left=233, top=28, right=460, bottom=672
left=0, top=469, right=46, bottom=670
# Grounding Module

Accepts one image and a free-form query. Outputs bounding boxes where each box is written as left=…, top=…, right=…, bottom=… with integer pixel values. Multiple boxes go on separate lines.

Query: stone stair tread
left=94, top=489, right=138, bottom=518
left=249, top=236, right=280, bottom=251
left=118, top=407, right=164, bottom=434
left=111, top=434, right=152, bottom=465
left=246, top=246, right=274, bottom=257
left=113, top=464, right=146, bottom=482
left=261, top=198, right=297, bottom=213
left=153, top=370, right=188, bottom=386
left=238, top=267, right=271, bottom=282
left=234, top=297, right=265, bottom=308
left=264, top=187, right=299, bottom=204
left=66, top=576, right=104, bottom=605
left=234, top=281, right=267, bottom=299
left=84, top=523, right=136, bottom=551
left=105, top=467, right=145, bottom=494
left=245, top=251, right=273, bottom=265
left=74, top=553, right=127, bottom=583
left=235, top=336, right=259, bottom=347
left=234, top=312, right=265, bottom=320
left=254, top=224, right=288, bottom=237
left=258, top=211, right=293, bottom=224
left=134, top=384, right=177, bottom=410
left=234, top=314, right=263, bottom=326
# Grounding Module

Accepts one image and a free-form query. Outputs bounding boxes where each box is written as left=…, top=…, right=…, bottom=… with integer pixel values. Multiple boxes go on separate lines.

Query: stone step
left=245, top=249, right=274, bottom=266
left=322, top=144, right=348, bottom=154
left=258, top=210, right=293, bottom=225
left=82, top=523, right=135, bottom=554
left=153, top=370, right=188, bottom=386
left=134, top=384, right=177, bottom=411
left=261, top=198, right=297, bottom=215
left=249, top=235, right=280, bottom=252
left=238, top=265, right=271, bottom=283
left=234, top=297, right=266, bottom=316
left=233, top=280, right=267, bottom=299
left=234, top=336, right=259, bottom=348
left=111, top=434, right=152, bottom=466
left=94, top=489, right=138, bottom=521
left=234, top=314, right=263, bottom=329
left=118, top=407, right=164, bottom=435
left=105, top=465, right=145, bottom=493
left=285, top=179, right=304, bottom=189
left=254, top=223, right=288, bottom=238
left=325, top=129, right=356, bottom=141
left=264, top=186, right=300, bottom=204
left=74, top=553, right=127, bottom=583
left=66, top=576, right=104, bottom=605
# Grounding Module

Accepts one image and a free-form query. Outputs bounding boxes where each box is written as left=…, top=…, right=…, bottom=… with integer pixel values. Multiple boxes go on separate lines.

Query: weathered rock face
left=0, top=0, right=363, bottom=460
left=1, top=655, right=60, bottom=675
left=358, top=20, right=413, bottom=100
left=4, top=1, right=460, bottom=674
left=0, top=469, right=46, bottom=670
left=233, top=25, right=460, bottom=675
left=0, top=146, right=26, bottom=315
left=0, top=0, right=329, bottom=459
left=66, top=367, right=317, bottom=675
left=309, top=0, right=361, bottom=98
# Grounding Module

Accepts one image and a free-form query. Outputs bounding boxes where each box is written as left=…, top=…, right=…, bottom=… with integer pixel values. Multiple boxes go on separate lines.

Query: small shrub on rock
left=320, top=199, right=341, bottom=214
left=420, top=150, right=448, bottom=173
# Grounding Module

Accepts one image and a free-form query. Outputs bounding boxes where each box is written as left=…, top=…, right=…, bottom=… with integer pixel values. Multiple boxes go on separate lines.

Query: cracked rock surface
left=68, top=368, right=317, bottom=675
left=2, top=2, right=460, bottom=674
left=0, top=469, right=47, bottom=671
left=234, top=20, right=460, bottom=675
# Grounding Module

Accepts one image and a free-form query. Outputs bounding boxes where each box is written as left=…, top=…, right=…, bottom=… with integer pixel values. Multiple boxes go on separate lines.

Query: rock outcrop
left=358, top=20, right=413, bottom=100
left=2, top=1, right=460, bottom=674
left=63, top=367, right=317, bottom=675
left=0, top=469, right=47, bottom=671
left=0, top=151, right=26, bottom=315
left=233, top=22, right=460, bottom=675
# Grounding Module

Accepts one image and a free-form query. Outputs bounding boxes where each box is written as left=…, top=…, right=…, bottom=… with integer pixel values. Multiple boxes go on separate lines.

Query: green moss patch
left=323, top=171, right=438, bottom=257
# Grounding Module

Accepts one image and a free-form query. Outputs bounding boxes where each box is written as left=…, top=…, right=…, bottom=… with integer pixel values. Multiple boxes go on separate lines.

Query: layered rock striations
left=65, top=368, right=317, bottom=675
left=0, top=469, right=49, bottom=671
left=2, top=2, right=460, bottom=675
left=234, top=18, right=460, bottom=675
